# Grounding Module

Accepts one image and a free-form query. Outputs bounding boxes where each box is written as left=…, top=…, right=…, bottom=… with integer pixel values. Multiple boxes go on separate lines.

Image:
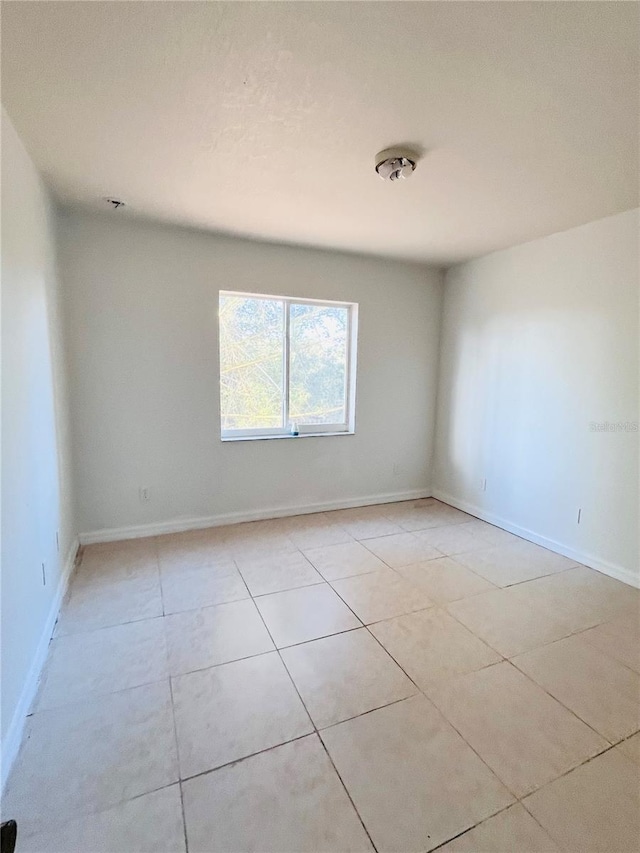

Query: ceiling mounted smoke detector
left=375, top=148, right=417, bottom=182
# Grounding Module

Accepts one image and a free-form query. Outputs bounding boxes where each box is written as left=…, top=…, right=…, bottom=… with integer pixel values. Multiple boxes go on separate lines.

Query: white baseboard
left=79, top=488, right=432, bottom=545
left=1, top=537, right=79, bottom=792
left=432, top=489, right=639, bottom=590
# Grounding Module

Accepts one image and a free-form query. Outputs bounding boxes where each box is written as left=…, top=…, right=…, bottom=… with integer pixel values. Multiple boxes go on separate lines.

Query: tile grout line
left=168, top=674, right=190, bottom=853
left=245, top=557, right=380, bottom=853
left=317, top=693, right=419, bottom=733
left=44, top=511, right=638, bottom=850
left=33, top=675, right=174, bottom=717
left=38, top=620, right=640, bottom=812
left=46, top=610, right=167, bottom=642
left=57, top=540, right=634, bottom=701
left=250, top=579, right=327, bottom=597
left=565, top=624, right=640, bottom=677
left=425, top=800, right=519, bottom=853
left=37, top=604, right=451, bottom=718
left=507, top=653, right=626, bottom=747
left=337, top=585, right=525, bottom=805
left=154, top=535, right=169, bottom=618
left=518, top=738, right=623, bottom=805
left=15, top=779, right=190, bottom=845
left=315, top=577, right=531, bottom=847
left=177, top=778, right=189, bottom=853
left=443, top=579, right=636, bottom=669
left=177, top=732, right=316, bottom=786
left=316, top=734, right=380, bottom=853
left=242, top=533, right=634, bottom=824
left=54, top=609, right=167, bottom=639
left=161, top=525, right=189, bottom=853
left=357, top=532, right=448, bottom=570
left=278, top=647, right=380, bottom=852
left=393, top=615, right=625, bottom=807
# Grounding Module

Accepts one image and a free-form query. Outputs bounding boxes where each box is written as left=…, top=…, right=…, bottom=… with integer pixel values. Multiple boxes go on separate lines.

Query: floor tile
left=579, top=612, right=640, bottom=673
left=77, top=539, right=159, bottom=586
left=321, top=695, right=513, bottom=853
left=396, top=557, right=495, bottom=605
left=229, top=529, right=298, bottom=560
left=281, top=628, right=416, bottom=728
left=254, top=583, right=361, bottom=647
left=235, top=549, right=323, bottom=596
left=165, top=599, right=274, bottom=675
left=230, top=518, right=293, bottom=539
left=437, top=804, right=560, bottom=852
left=182, top=735, right=373, bottom=853
left=362, top=532, right=441, bottom=567
left=55, top=571, right=163, bottom=636
left=284, top=514, right=353, bottom=549
left=454, top=540, right=577, bottom=587
left=390, top=502, right=473, bottom=532
left=326, top=506, right=405, bottom=540
left=82, top=536, right=157, bottom=557
left=303, top=540, right=388, bottom=580
left=523, top=748, right=640, bottom=853
left=461, top=520, right=522, bottom=547
left=448, top=583, right=574, bottom=657
left=379, top=498, right=435, bottom=524
left=4, top=682, right=178, bottom=836
left=370, top=609, right=501, bottom=694
left=617, top=732, right=640, bottom=765
left=415, top=523, right=493, bottom=556
left=429, top=661, right=607, bottom=797
left=19, top=785, right=186, bottom=853
left=171, top=652, right=312, bottom=777
left=160, top=560, right=248, bottom=614
left=519, top=566, right=639, bottom=633
left=157, top=529, right=234, bottom=569
left=13, top=503, right=630, bottom=853
left=331, top=569, right=434, bottom=624
left=513, top=634, right=640, bottom=742
left=36, top=617, right=168, bottom=710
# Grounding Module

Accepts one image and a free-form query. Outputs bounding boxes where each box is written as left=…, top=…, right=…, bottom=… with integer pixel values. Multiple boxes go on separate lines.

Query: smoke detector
left=375, top=148, right=417, bottom=182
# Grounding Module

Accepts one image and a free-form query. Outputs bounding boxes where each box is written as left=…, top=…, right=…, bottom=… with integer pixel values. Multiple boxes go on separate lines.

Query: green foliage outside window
left=220, top=294, right=349, bottom=432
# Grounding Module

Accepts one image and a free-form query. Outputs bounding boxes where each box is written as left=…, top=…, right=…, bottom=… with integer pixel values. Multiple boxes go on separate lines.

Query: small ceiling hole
left=103, top=197, right=127, bottom=209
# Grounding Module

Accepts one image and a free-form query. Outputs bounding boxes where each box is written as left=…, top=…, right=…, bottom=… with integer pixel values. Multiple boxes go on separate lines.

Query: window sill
left=221, top=431, right=355, bottom=443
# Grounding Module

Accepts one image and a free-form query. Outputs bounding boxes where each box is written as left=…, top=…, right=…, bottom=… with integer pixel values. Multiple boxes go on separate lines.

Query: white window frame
left=219, top=290, right=358, bottom=441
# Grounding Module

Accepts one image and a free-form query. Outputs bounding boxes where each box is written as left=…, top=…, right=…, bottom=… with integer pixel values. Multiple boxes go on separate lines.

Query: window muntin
left=219, top=291, right=357, bottom=439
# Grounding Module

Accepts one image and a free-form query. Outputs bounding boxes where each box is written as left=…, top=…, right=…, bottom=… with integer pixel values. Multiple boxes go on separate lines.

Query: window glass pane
left=219, top=295, right=285, bottom=430
left=289, top=303, right=348, bottom=425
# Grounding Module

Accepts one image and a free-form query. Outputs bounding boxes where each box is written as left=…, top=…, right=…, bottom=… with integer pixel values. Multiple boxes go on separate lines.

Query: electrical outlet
left=41, top=563, right=46, bottom=586
left=393, top=463, right=401, bottom=476
left=480, top=478, right=487, bottom=492
left=577, top=508, right=582, bottom=524
left=139, top=487, right=151, bottom=503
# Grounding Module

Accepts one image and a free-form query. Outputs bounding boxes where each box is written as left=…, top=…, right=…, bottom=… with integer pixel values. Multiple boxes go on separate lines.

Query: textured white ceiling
left=2, top=1, right=638, bottom=264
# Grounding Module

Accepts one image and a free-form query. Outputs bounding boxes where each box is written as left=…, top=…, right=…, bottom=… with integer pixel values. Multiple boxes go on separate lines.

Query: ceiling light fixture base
left=375, top=148, right=418, bottom=182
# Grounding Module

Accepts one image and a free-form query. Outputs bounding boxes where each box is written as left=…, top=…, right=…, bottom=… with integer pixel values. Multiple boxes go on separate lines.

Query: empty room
left=1, top=2, right=639, bottom=852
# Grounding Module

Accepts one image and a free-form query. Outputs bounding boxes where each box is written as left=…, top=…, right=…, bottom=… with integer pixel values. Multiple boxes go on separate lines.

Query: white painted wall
left=434, top=209, right=639, bottom=584
left=57, top=210, right=443, bottom=537
left=1, top=108, right=77, bottom=781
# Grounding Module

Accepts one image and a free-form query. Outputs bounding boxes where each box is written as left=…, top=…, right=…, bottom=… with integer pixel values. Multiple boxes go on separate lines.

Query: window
left=219, top=291, right=357, bottom=440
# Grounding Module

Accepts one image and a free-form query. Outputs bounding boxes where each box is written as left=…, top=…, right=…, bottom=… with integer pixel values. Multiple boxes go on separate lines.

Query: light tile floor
left=4, top=499, right=639, bottom=852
